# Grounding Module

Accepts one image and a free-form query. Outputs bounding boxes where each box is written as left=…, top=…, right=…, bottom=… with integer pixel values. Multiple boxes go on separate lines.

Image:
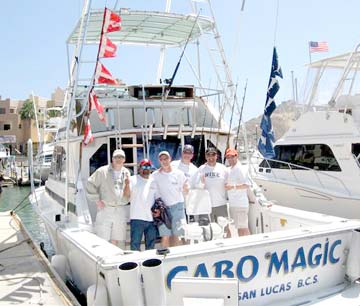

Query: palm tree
left=19, top=99, right=35, bottom=120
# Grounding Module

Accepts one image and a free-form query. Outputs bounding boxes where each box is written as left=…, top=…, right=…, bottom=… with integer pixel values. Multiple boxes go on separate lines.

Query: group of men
left=86, top=144, right=251, bottom=251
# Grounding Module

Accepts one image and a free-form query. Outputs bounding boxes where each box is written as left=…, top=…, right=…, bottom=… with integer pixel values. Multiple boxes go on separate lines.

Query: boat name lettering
left=166, top=239, right=341, bottom=289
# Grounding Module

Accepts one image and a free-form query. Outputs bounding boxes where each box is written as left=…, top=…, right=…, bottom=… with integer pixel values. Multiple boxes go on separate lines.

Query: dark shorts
left=211, top=204, right=228, bottom=222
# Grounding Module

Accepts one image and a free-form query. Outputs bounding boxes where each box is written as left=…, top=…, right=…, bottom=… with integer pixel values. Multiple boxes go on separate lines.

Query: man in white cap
left=152, top=150, right=189, bottom=247
left=86, top=149, right=131, bottom=248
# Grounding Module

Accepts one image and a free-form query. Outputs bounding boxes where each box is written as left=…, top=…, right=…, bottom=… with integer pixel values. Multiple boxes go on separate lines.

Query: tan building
left=0, top=88, right=63, bottom=155
left=51, top=87, right=65, bottom=107
left=0, top=96, right=46, bottom=155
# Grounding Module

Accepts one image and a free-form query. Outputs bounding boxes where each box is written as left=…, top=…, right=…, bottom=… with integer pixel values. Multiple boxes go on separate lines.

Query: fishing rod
left=195, top=97, right=208, bottom=166
left=226, top=82, right=239, bottom=148
left=235, top=79, right=248, bottom=149
left=164, top=11, right=201, bottom=96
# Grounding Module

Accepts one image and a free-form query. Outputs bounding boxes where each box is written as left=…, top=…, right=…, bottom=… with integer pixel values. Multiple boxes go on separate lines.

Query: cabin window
left=44, top=154, right=52, bottom=163
left=89, top=143, right=108, bottom=176
left=259, top=144, right=341, bottom=171
left=352, top=143, right=360, bottom=166
left=49, top=146, right=66, bottom=180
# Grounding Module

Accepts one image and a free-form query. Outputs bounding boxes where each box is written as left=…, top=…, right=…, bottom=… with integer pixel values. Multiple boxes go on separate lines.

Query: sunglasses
left=140, top=165, right=152, bottom=170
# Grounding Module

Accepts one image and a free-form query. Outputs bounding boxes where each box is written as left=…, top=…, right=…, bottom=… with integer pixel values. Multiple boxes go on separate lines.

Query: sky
left=1, top=0, right=360, bottom=121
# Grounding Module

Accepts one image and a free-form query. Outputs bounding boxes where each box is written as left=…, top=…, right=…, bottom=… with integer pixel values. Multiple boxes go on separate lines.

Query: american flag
left=309, top=41, right=329, bottom=53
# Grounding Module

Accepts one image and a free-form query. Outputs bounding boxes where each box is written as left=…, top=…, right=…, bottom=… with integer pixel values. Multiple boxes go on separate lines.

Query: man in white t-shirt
left=152, top=151, right=189, bottom=247
left=197, top=147, right=229, bottom=235
left=171, top=144, right=198, bottom=222
left=225, top=148, right=251, bottom=236
left=129, top=159, right=157, bottom=251
left=170, top=144, right=198, bottom=185
left=86, top=149, right=130, bottom=248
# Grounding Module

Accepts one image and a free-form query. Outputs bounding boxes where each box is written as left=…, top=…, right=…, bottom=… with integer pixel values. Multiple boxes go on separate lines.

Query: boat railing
left=250, top=156, right=352, bottom=196
left=352, top=153, right=360, bottom=168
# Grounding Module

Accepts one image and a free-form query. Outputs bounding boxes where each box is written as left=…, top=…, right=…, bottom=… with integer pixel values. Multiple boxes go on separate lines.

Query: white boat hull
left=255, top=177, right=360, bottom=219
left=30, top=186, right=360, bottom=306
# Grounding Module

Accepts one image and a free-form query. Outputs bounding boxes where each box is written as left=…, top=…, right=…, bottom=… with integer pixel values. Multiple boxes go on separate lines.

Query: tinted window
left=260, top=144, right=341, bottom=171
left=89, top=143, right=108, bottom=176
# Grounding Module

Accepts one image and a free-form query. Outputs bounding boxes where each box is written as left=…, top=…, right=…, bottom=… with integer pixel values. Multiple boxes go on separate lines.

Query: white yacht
left=29, top=1, right=360, bottom=306
left=251, top=49, right=360, bottom=219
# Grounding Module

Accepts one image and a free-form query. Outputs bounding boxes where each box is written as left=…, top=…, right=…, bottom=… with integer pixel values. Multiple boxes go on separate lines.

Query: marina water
left=0, top=186, right=54, bottom=256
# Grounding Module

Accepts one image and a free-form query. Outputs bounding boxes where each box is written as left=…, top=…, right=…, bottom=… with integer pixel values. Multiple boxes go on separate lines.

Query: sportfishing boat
left=28, top=1, right=360, bottom=305
left=251, top=47, right=360, bottom=219
left=32, top=106, right=62, bottom=184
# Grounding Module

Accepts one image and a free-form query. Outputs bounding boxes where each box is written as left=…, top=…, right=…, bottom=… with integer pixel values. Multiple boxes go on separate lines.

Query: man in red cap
left=128, top=158, right=158, bottom=251
left=225, top=148, right=251, bottom=236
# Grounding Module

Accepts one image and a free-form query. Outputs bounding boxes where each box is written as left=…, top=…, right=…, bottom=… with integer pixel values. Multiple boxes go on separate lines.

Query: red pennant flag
left=89, top=89, right=105, bottom=122
left=103, top=8, right=121, bottom=33
left=83, top=118, right=94, bottom=145
left=99, top=36, right=117, bottom=58
left=95, top=62, right=118, bottom=85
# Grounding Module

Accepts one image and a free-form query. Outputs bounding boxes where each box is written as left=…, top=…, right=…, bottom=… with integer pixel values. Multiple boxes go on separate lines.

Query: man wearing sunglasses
left=128, top=159, right=158, bottom=251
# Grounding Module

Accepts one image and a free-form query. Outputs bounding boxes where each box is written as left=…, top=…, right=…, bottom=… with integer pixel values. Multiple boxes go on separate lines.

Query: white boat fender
left=118, top=262, right=144, bottom=306
left=141, top=259, right=166, bottom=306
left=86, top=283, right=108, bottom=306
left=346, top=228, right=360, bottom=282
left=50, top=254, right=67, bottom=281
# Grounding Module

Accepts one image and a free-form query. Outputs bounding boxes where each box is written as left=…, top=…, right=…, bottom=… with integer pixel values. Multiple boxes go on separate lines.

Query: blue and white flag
left=258, top=47, right=283, bottom=158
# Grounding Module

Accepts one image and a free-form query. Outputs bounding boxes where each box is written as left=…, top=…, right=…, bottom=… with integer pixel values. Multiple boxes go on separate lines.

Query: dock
left=0, top=211, right=79, bottom=305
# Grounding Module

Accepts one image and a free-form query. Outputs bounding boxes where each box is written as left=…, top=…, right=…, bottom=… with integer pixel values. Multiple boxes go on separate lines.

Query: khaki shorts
left=95, top=206, right=128, bottom=242
left=229, top=207, right=249, bottom=229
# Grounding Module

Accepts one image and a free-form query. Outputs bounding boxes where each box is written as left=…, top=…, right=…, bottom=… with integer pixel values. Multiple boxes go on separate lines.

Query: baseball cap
left=113, top=149, right=125, bottom=158
left=205, top=147, right=217, bottom=155
left=182, top=144, right=194, bottom=154
left=225, top=148, right=238, bottom=157
left=158, top=151, right=170, bottom=158
left=139, top=158, right=152, bottom=166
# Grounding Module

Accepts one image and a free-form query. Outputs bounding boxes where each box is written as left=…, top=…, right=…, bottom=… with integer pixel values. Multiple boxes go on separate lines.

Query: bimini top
left=308, top=51, right=360, bottom=70
left=67, top=9, right=214, bottom=47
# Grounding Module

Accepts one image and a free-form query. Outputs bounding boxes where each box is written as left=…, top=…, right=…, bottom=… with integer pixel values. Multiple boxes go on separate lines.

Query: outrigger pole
left=235, top=79, right=248, bottom=150
left=164, top=11, right=201, bottom=96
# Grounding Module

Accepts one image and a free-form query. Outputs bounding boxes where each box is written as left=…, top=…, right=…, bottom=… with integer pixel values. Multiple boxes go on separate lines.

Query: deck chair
left=180, top=189, right=226, bottom=243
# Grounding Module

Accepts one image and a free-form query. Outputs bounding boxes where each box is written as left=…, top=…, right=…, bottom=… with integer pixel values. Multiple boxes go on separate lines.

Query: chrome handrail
left=250, top=156, right=352, bottom=196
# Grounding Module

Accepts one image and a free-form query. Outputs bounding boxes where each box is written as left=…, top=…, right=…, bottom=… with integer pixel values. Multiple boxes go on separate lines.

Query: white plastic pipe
left=51, top=254, right=67, bottom=281
left=87, top=284, right=108, bottom=306
left=141, top=259, right=166, bottom=306
left=118, top=262, right=144, bottom=306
